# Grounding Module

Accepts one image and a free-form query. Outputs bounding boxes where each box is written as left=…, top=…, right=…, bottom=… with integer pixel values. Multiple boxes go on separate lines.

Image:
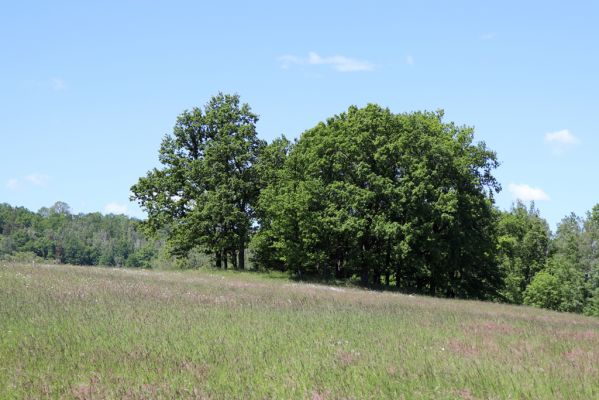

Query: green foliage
left=496, top=202, right=599, bottom=314
left=523, top=271, right=564, bottom=311
left=497, top=201, right=551, bottom=303
left=0, top=251, right=45, bottom=263
left=253, top=104, right=501, bottom=299
left=524, top=209, right=599, bottom=314
left=551, top=213, right=584, bottom=263
left=131, top=93, right=265, bottom=270
left=124, top=244, right=157, bottom=268
left=584, top=287, right=599, bottom=317
left=0, top=202, right=159, bottom=267
left=524, top=256, right=586, bottom=313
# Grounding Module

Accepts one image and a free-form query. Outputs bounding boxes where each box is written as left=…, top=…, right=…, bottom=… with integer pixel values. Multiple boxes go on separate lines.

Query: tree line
left=0, top=201, right=161, bottom=268
left=497, top=202, right=598, bottom=315
left=130, top=93, right=598, bottom=316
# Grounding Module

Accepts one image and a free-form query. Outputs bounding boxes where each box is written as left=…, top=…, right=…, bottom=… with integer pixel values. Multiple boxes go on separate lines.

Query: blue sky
left=1, top=1, right=598, bottom=229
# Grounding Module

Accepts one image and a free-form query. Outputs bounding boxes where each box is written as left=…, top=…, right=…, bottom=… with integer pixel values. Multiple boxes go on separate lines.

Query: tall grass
left=0, top=263, right=597, bottom=399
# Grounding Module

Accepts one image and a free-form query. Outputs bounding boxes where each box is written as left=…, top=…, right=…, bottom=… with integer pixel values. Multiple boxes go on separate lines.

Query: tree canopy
left=497, top=201, right=551, bottom=303
left=130, top=93, right=265, bottom=269
left=253, top=104, right=502, bottom=299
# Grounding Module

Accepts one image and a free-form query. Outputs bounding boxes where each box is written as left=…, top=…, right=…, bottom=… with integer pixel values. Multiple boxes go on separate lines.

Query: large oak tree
left=253, top=104, right=502, bottom=298
left=131, top=93, right=265, bottom=269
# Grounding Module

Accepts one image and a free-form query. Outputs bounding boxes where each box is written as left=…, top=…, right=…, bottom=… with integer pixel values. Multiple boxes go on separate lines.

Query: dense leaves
left=499, top=204, right=599, bottom=316
left=0, top=202, right=158, bottom=267
left=253, top=105, right=502, bottom=299
left=497, top=202, right=551, bottom=303
left=130, top=93, right=265, bottom=269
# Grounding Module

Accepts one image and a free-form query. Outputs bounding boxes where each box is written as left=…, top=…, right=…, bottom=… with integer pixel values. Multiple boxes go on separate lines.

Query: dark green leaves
left=131, top=93, right=265, bottom=268
left=253, top=104, right=501, bottom=298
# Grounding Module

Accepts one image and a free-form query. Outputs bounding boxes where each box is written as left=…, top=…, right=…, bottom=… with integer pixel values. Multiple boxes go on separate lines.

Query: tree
left=522, top=271, right=563, bottom=311
left=559, top=205, right=599, bottom=316
left=580, top=205, right=599, bottom=287
left=250, top=136, right=293, bottom=271
left=523, top=256, right=586, bottom=313
left=131, top=93, right=265, bottom=269
left=551, top=213, right=583, bottom=264
left=583, top=206, right=599, bottom=316
left=521, top=207, right=599, bottom=314
left=496, top=201, right=551, bottom=303
left=253, top=104, right=502, bottom=298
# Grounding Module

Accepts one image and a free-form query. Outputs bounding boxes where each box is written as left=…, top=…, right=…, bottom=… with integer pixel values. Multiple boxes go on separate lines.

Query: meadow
left=0, top=263, right=597, bottom=399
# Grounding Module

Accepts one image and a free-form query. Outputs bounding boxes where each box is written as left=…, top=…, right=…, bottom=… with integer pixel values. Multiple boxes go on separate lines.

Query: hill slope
left=1, top=263, right=597, bottom=399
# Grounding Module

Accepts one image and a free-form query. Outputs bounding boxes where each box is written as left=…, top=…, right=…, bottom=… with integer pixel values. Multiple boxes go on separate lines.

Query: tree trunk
left=223, top=252, right=228, bottom=270
left=215, top=251, right=222, bottom=269
left=335, top=256, right=344, bottom=279
left=360, top=240, right=370, bottom=286
left=238, top=245, right=245, bottom=271
left=360, top=268, right=369, bottom=286
left=231, top=249, right=238, bottom=270
left=429, top=274, right=436, bottom=296
left=373, top=267, right=381, bottom=288
left=384, top=240, right=391, bottom=287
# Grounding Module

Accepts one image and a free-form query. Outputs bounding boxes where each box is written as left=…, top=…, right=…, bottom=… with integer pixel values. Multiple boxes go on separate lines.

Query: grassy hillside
left=0, top=263, right=597, bottom=399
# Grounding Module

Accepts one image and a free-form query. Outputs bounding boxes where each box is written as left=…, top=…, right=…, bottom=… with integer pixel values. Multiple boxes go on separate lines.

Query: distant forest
left=2, top=93, right=598, bottom=316
left=0, top=202, right=162, bottom=268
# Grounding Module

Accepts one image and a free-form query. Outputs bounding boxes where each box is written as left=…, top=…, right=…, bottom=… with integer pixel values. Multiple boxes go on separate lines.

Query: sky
left=1, top=1, right=598, bottom=229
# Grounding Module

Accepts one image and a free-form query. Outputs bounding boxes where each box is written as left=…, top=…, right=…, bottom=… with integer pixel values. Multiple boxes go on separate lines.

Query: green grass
left=0, top=263, right=597, bottom=399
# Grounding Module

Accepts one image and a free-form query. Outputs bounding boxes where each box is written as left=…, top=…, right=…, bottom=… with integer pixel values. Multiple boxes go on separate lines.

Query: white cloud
left=279, top=52, right=375, bottom=72
left=6, top=178, right=20, bottom=190
left=405, top=54, right=414, bottom=65
left=480, top=33, right=496, bottom=40
left=25, top=173, right=50, bottom=187
left=307, top=52, right=374, bottom=72
left=544, top=129, right=580, bottom=154
left=508, top=183, right=550, bottom=202
left=545, top=129, right=579, bottom=145
left=103, top=202, right=129, bottom=215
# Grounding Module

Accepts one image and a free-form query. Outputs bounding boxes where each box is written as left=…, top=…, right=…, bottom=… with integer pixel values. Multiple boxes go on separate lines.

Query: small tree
left=524, top=256, right=586, bottom=313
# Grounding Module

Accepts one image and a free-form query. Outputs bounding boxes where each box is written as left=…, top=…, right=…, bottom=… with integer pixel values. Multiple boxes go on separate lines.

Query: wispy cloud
left=480, top=33, right=496, bottom=40
left=279, top=54, right=301, bottom=68
left=25, top=173, right=50, bottom=187
left=103, top=202, right=128, bottom=215
left=405, top=55, right=415, bottom=65
left=508, top=183, right=550, bottom=202
left=544, top=129, right=580, bottom=154
left=279, top=52, right=375, bottom=72
left=6, top=173, right=51, bottom=190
